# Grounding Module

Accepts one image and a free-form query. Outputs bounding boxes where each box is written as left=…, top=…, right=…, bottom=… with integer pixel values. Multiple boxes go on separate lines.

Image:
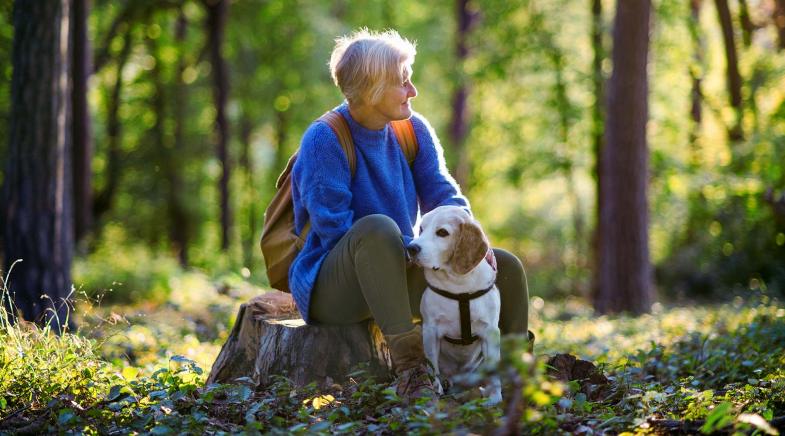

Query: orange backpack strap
left=318, top=111, right=356, bottom=175
left=390, top=119, right=419, bottom=165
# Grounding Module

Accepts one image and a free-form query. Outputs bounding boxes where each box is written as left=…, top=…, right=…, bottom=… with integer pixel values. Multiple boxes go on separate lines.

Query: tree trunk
left=169, top=10, right=190, bottom=267
left=714, top=0, right=744, bottom=142
left=93, top=31, right=132, bottom=223
left=738, top=0, right=753, bottom=47
left=2, top=0, right=74, bottom=333
left=775, top=0, right=785, bottom=50
left=239, top=114, right=255, bottom=269
left=550, top=46, right=585, bottom=292
left=207, top=294, right=392, bottom=387
left=205, top=0, right=232, bottom=252
left=590, top=0, right=605, bottom=302
left=448, top=0, right=477, bottom=190
left=594, top=0, right=653, bottom=315
left=71, top=0, right=93, bottom=245
left=688, top=0, right=704, bottom=169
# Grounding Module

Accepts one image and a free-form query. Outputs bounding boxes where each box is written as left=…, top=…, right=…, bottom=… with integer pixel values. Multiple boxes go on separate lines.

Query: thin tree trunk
left=688, top=0, right=704, bottom=169
left=775, top=0, right=785, bottom=50
left=270, top=108, right=289, bottom=195
left=738, top=0, right=753, bottom=47
left=169, top=10, right=189, bottom=267
left=550, top=47, right=585, bottom=292
left=93, top=31, right=132, bottom=222
left=448, top=0, right=477, bottom=190
left=594, top=0, right=653, bottom=315
left=205, top=0, right=232, bottom=251
left=239, top=113, right=255, bottom=269
left=71, top=0, right=93, bottom=245
left=2, top=0, right=74, bottom=333
left=714, top=0, right=744, bottom=142
left=590, top=0, right=604, bottom=301
left=685, top=0, right=708, bottom=246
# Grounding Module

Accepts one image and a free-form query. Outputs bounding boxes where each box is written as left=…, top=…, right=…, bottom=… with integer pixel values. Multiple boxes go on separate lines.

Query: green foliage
left=4, top=272, right=785, bottom=434
left=73, top=224, right=181, bottom=304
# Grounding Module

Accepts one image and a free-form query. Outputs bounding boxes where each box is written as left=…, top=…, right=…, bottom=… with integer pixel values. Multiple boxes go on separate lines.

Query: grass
left=1, top=267, right=784, bottom=434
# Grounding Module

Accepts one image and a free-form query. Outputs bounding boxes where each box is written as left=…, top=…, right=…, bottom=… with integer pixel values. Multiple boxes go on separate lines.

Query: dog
left=407, top=205, right=502, bottom=404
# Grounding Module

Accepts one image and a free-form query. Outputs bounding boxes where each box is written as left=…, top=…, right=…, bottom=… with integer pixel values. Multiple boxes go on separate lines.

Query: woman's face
left=370, top=69, right=418, bottom=122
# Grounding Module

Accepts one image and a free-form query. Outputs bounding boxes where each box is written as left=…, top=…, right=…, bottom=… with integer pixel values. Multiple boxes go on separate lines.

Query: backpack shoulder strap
left=390, top=118, right=419, bottom=165
left=318, top=110, right=356, bottom=175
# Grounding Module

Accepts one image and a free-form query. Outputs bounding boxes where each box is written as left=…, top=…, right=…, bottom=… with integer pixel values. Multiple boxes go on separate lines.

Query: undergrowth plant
left=2, top=263, right=784, bottom=435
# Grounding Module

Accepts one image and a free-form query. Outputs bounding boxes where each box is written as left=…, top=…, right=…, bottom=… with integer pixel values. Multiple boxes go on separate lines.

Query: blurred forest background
left=1, top=0, right=785, bottom=324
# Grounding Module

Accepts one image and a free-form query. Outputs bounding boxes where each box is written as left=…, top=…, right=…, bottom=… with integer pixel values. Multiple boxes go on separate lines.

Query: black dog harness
left=426, top=282, right=495, bottom=346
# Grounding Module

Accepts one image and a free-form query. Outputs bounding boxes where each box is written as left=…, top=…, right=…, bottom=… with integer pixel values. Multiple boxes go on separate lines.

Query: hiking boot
left=385, top=325, right=437, bottom=401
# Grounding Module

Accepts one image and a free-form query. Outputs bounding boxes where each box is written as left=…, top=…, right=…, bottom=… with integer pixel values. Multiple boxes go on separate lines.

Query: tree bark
left=207, top=294, right=392, bottom=387
left=775, top=0, right=785, bottom=50
left=714, top=0, right=744, bottom=142
left=239, top=113, right=255, bottom=269
left=2, top=0, right=74, bottom=333
left=738, top=0, right=754, bottom=47
left=448, top=0, right=478, bottom=190
left=169, top=10, right=190, bottom=267
left=204, top=0, right=232, bottom=252
left=549, top=44, right=585, bottom=292
left=594, top=0, right=653, bottom=315
left=688, top=0, right=704, bottom=168
left=93, top=30, right=133, bottom=222
left=590, top=0, right=605, bottom=302
left=71, top=0, right=93, bottom=245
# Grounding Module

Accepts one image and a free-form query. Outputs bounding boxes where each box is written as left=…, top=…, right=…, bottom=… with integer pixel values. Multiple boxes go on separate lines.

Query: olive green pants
left=309, top=214, right=529, bottom=336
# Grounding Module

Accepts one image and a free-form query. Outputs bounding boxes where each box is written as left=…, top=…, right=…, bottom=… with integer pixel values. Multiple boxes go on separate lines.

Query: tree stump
left=207, top=292, right=393, bottom=388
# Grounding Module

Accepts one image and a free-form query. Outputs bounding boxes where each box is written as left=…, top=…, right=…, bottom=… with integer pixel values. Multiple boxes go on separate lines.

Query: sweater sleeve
left=292, top=122, right=354, bottom=250
left=409, top=112, right=470, bottom=214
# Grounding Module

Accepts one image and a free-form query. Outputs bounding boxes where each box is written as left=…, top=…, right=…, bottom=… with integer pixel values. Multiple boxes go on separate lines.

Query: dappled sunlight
left=534, top=296, right=785, bottom=366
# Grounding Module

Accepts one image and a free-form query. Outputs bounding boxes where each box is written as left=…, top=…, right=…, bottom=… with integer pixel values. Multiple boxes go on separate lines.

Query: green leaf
left=122, top=366, right=139, bottom=380
left=107, top=385, right=124, bottom=401
left=700, top=402, right=734, bottom=434
left=0, top=397, right=6, bottom=410
left=58, top=409, right=76, bottom=426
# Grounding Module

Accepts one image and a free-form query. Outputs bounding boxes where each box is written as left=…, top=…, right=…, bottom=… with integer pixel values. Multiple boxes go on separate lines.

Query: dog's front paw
left=480, top=379, right=502, bottom=405
left=433, top=377, right=444, bottom=395
left=487, top=389, right=502, bottom=405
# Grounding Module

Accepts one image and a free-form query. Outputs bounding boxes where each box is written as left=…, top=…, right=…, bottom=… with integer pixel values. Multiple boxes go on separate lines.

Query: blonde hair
left=329, top=29, right=417, bottom=105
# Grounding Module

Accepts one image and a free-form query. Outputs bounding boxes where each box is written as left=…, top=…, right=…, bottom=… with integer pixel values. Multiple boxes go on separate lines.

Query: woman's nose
left=407, top=82, right=417, bottom=99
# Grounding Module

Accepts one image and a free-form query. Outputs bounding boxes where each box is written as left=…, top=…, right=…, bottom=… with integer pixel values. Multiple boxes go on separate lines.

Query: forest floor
left=1, top=275, right=784, bottom=434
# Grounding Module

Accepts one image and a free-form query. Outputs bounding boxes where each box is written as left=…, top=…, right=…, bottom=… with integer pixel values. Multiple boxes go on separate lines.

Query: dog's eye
left=419, top=226, right=423, bottom=235
left=436, top=228, right=449, bottom=237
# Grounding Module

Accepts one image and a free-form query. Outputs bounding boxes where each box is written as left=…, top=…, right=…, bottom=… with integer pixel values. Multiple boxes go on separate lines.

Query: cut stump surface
left=207, top=292, right=393, bottom=387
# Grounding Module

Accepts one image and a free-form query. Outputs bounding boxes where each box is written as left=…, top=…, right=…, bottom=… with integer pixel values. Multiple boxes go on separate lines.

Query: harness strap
left=427, top=283, right=494, bottom=346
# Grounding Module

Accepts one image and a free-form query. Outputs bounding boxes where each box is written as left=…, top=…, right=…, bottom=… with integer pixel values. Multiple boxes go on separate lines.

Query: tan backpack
left=260, top=110, right=419, bottom=293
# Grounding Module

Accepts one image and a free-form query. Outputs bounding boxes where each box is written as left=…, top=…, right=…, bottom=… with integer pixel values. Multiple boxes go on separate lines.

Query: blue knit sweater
left=289, top=102, right=469, bottom=322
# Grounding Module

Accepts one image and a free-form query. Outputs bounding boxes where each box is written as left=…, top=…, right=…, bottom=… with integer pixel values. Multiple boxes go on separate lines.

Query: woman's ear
left=449, top=221, right=490, bottom=275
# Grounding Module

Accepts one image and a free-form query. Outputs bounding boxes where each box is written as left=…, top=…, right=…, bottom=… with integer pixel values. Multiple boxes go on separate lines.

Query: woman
left=289, top=29, right=529, bottom=400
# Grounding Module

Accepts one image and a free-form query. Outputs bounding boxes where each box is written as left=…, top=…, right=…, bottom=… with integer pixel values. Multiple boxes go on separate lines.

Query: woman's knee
left=350, top=214, right=403, bottom=251
left=493, top=248, right=525, bottom=276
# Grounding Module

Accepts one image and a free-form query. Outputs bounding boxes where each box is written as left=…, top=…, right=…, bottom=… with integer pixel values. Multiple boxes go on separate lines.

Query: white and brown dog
left=407, top=205, right=502, bottom=404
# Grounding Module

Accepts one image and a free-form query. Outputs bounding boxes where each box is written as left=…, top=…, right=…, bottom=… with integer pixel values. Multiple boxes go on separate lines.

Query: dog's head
left=409, top=205, right=490, bottom=275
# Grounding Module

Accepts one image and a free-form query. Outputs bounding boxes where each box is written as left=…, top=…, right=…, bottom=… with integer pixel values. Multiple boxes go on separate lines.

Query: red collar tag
left=485, top=250, right=497, bottom=272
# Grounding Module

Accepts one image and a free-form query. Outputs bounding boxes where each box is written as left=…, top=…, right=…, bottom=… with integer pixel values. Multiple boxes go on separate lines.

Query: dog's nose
left=406, top=243, right=421, bottom=257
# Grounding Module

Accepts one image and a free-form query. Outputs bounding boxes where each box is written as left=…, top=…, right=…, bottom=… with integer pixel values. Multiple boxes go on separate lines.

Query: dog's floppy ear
left=449, top=220, right=490, bottom=275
